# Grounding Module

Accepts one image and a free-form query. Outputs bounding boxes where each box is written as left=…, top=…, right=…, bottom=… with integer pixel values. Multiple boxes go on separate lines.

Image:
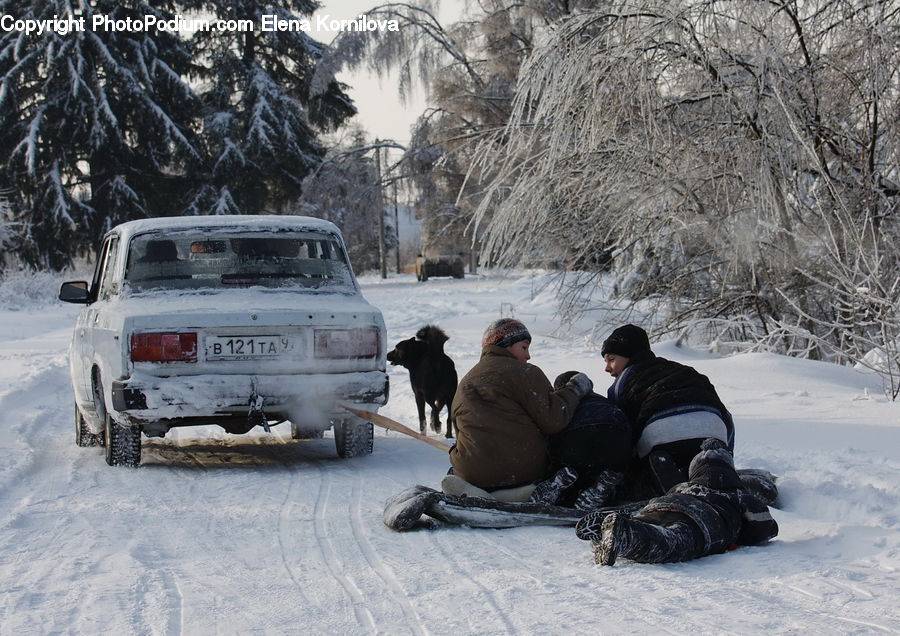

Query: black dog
left=386, top=325, right=458, bottom=438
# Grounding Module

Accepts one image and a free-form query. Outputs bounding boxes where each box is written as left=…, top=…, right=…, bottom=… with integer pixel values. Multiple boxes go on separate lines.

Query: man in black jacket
left=602, top=324, right=735, bottom=496
left=575, top=438, right=778, bottom=565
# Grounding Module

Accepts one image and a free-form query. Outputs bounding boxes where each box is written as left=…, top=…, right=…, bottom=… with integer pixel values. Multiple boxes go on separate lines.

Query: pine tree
left=183, top=0, right=355, bottom=215
left=0, top=0, right=203, bottom=269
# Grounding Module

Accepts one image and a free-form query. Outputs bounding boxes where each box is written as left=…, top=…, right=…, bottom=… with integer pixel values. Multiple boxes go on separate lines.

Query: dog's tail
left=415, top=324, right=449, bottom=350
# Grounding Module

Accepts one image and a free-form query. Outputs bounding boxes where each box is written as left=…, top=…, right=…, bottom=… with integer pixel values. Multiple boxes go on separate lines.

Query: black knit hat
left=601, top=324, right=651, bottom=358
left=482, top=318, right=532, bottom=349
left=688, top=438, right=742, bottom=491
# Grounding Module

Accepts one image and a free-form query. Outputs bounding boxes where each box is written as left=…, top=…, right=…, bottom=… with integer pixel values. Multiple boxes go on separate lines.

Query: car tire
left=75, top=405, right=101, bottom=447
left=291, top=421, right=324, bottom=440
left=104, top=412, right=142, bottom=467
left=96, top=381, right=141, bottom=467
left=334, top=418, right=373, bottom=458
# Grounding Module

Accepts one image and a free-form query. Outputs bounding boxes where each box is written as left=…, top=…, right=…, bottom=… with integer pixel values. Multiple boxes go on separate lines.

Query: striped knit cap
left=482, top=318, right=531, bottom=349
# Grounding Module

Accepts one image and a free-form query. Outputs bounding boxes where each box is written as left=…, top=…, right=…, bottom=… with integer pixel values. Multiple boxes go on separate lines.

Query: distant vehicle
left=415, top=254, right=465, bottom=281
left=59, top=215, right=389, bottom=466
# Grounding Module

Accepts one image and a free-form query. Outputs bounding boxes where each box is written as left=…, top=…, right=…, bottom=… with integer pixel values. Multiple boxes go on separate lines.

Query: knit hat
left=601, top=324, right=651, bottom=359
left=482, top=318, right=532, bottom=349
left=688, top=438, right=742, bottom=492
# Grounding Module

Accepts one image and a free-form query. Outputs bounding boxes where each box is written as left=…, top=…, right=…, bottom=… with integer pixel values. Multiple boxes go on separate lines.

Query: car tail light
left=314, top=328, right=379, bottom=359
left=130, top=332, right=198, bottom=362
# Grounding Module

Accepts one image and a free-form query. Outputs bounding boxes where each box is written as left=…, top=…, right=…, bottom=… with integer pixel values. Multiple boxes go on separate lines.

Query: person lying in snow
left=601, top=324, right=736, bottom=497
left=575, top=438, right=778, bottom=565
left=445, top=318, right=594, bottom=500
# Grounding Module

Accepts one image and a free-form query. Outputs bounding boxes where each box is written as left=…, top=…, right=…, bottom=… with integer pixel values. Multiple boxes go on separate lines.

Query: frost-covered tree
left=0, top=0, right=203, bottom=269
left=472, top=0, right=900, bottom=393
left=320, top=1, right=588, bottom=260
left=183, top=0, right=355, bottom=215
left=297, top=128, right=400, bottom=273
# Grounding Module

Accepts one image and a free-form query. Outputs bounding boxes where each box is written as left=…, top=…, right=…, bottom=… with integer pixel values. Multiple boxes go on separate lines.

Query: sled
left=383, top=485, right=587, bottom=531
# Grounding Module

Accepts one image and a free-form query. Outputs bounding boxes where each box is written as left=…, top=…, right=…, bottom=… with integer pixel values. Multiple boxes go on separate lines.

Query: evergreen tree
left=0, top=0, right=203, bottom=269
left=183, top=0, right=355, bottom=215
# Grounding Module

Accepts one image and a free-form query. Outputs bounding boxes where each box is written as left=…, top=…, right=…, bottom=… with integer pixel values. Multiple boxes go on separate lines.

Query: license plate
left=205, top=335, right=292, bottom=360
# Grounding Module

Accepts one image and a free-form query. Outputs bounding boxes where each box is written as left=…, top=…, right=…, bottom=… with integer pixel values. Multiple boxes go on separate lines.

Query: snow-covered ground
left=1, top=269, right=898, bottom=634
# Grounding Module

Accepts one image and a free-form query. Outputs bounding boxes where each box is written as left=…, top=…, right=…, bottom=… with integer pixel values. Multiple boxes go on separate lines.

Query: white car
left=59, top=215, right=389, bottom=466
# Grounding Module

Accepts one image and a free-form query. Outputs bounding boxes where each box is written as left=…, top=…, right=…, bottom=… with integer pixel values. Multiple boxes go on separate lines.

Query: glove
left=565, top=372, right=593, bottom=398
left=553, top=370, right=580, bottom=391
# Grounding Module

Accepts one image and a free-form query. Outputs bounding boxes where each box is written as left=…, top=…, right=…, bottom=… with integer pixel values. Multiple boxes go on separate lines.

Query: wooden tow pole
left=339, top=403, right=453, bottom=451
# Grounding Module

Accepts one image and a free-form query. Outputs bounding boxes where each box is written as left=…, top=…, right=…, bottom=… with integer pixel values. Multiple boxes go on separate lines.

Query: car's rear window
left=125, top=230, right=355, bottom=293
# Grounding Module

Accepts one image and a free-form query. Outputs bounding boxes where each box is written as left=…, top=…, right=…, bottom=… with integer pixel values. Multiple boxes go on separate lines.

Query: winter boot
left=529, top=466, right=579, bottom=505
left=595, top=514, right=704, bottom=565
left=576, top=509, right=612, bottom=541
left=593, top=512, right=630, bottom=566
left=594, top=512, right=676, bottom=565
left=573, top=470, right=625, bottom=511
left=575, top=500, right=648, bottom=541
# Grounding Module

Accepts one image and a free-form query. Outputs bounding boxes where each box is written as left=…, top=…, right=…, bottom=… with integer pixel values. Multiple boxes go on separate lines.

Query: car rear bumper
left=111, top=370, right=389, bottom=424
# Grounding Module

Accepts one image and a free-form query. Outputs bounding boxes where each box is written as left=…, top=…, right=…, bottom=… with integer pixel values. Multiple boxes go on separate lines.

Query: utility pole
left=374, top=142, right=387, bottom=279
left=393, top=179, right=401, bottom=274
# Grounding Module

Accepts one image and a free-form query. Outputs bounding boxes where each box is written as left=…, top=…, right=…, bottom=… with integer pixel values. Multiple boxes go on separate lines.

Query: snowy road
left=1, top=271, right=899, bottom=634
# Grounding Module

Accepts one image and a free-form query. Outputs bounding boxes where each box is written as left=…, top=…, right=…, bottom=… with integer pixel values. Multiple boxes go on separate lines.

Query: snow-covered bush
left=0, top=269, right=69, bottom=311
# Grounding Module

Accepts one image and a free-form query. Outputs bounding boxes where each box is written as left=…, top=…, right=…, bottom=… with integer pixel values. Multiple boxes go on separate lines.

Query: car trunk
left=117, top=291, right=385, bottom=377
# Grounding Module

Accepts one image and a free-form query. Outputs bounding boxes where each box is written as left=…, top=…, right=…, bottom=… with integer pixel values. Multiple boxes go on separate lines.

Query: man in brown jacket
left=449, top=318, right=594, bottom=492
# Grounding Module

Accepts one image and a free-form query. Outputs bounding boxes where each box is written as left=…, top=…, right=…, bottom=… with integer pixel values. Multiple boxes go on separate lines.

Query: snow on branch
left=467, top=0, right=900, bottom=395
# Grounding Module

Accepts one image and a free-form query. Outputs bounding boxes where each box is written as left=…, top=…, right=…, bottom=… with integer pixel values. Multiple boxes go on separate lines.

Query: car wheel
left=95, top=379, right=141, bottom=467
left=75, top=405, right=100, bottom=447
left=291, top=421, right=324, bottom=440
left=103, top=412, right=142, bottom=467
left=334, top=418, right=373, bottom=458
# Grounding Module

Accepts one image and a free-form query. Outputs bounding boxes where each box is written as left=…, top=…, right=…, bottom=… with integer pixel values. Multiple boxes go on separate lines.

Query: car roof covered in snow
left=110, top=215, right=342, bottom=242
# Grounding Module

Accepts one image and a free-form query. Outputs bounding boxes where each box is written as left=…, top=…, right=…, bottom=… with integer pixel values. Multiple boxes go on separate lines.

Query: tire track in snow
left=158, top=566, right=185, bottom=636
left=265, top=436, right=316, bottom=607
left=769, top=576, right=899, bottom=633
left=346, top=469, right=428, bottom=636
left=0, top=361, right=73, bottom=535
left=272, top=441, right=429, bottom=636
left=819, top=614, right=896, bottom=633
left=262, top=436, right=393, bottom=630
left=464, top=530, right=684, bottom=634
left=131, top=546, right=185, bottom=636
left=313, top=465, right=378, bottom=632
left=263, top=434, right=431, bottom=635
left=427, top=530, right=518, bottom=634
